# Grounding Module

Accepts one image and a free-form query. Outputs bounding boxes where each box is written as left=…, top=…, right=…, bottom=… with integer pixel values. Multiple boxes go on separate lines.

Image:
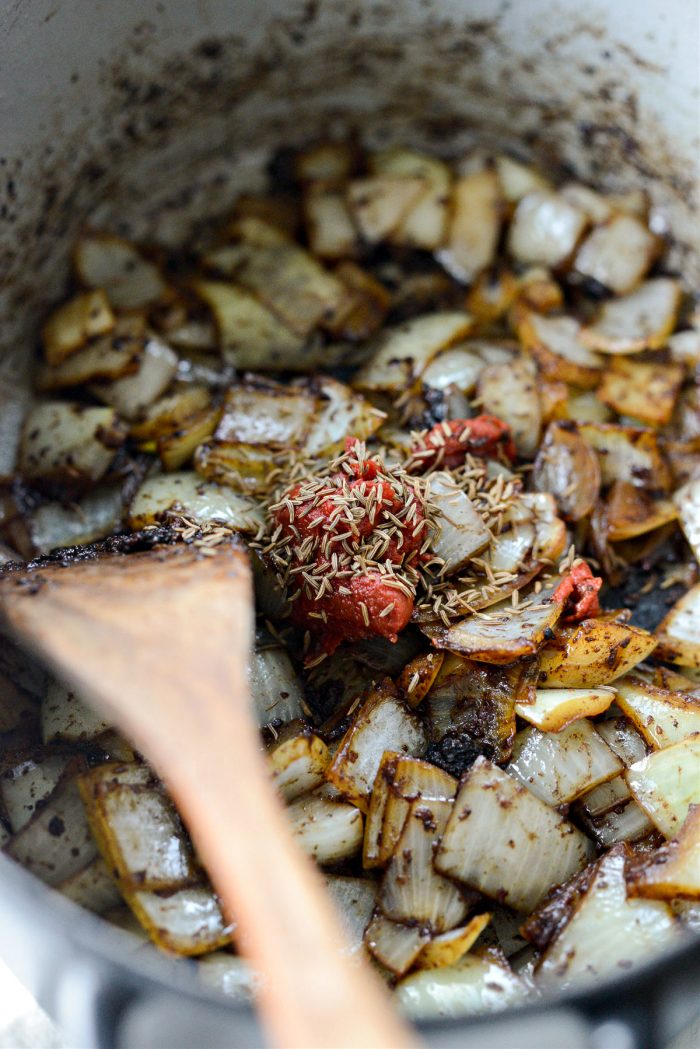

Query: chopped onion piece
left=483, top=496, right=535, bottom=574
left=304, top=182, right=358, bottom=259
left=74, top=233, right=166, bottom=310
left=627, top=805, right=700, bottom=900
left=195, top=442, right=282, bottom=497
left=435, top=758, right=594, bottom=912
left=198, top=953, right=260, bottom=1001
left=608, top=358, right=684, bottom=427
left=4, top=762, right=97, bottom=886
left=324, top=875, right=378, bottom=957
left=19, top=402, right=124, bottom=489
left=347, top=176, right=426, bottom=244
left=125, top=885, right=233, bottom=956
left=607, top=188, right=649, bottom=218
left=532, top=422, right=601, bottom=522
left=496, top=156, right=551, bottom=201
left=520, top=492, right=567, bottom=564
left=42, top=678, right=111, bottom=744
left=396, top=651, right=444, bottom=709
left=508, top=191, right=587, bottom=268
left=538, top=618, right=657, bottom=688
left=415, top=914, right=492, bottom=970
left=597, top=358, right=684, bottom=428
left=421, top=345, right=485, bottom=394
left=668, top=329, right=700, bottom=365
left=428, top=472, right=491, bottom=574
left=560, top=183, right=612, bottom=224
left=655, top=583, right=700, bottom=669
left=604, top=482, right=679, bottom=542
left=363, top=756, right=401, bottom=869
left=363, top=753, right=456, bottom=868
left=205, top=228, right=350, bottom=338
left=615, top=676, right=700, bottom=749
left=365, top=912, right=430, bottom=976
left=564, top=389, right=612, bottom=424
left=674, top=478, right=700, bottom=565
left=354, top=312, right=473, bottom=393
left=42, top=290, right=115, bottom=366
left=37, top=315, right=144, bottom=389
left=128, top=472, right=263, bottom=533
left=437, top=171, right=502, bottom=283
left=582, top=798, right=655, bottom=848
left=157, top=404, right=221, bottom=472
left=596, top=717, right=649, bottom=766
left=396, top=947, right=528, bottom=1020
left=28, top=484, right=124, bottom=556
left=578, top=423, right=671, bottom=491
left=248, top=646, right=305, bottom=729
left=380, top=797, right=469, bottom=931
left=216, top=382, right=317, bottom=448
left=518, top=311, right=603, bottom=389
left=477, top=356, right=541, bottom=458
left=580, top=278, right=681, bottom=353
left=130, top=386, right=211, bottom=440
left=269, top=733, right=330, bottom=802
left=303, top=376, right=385, bottom=458
left=626, top=734, right=700, bottom=838
left=654, top=667, right=700, bottom=693
left=515, top=687, right=616, bottom=732
left=192, top=280, right=305, bottom=369
left=579, top=775, right=632, bottom=818
left=79, top=764, right=195, bottom=890
left=536, top=847, right=679, bottom=991
left=0, top=754, right=70, bottom=832
left=327, top=682, right=427, bottom=811
left=507, top=721, right=622, bottom=805
left=287, top=791, right=363, bottom=865
left=370, top=148, right=450, bottom=250
left=294, top=140, right=356, bottom=183
left=91, top=336, right=178, bottom=420
left=427, top=588, right=562, bottom=665
left=58, top=856, right=122, bottom=914
left=574, top=214, right=658, bottom=295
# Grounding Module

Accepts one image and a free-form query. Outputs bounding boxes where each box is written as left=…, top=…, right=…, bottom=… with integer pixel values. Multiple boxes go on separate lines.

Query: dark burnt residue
left=0, top=525, right=178, bottom=576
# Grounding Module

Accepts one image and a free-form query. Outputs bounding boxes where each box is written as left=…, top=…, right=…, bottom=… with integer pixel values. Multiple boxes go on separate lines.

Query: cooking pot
left=1, top=1, right=699, bottom=1046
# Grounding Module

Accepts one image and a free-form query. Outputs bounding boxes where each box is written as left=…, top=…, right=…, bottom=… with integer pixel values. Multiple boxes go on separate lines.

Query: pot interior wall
left=1, top=0, right=698, bottom=404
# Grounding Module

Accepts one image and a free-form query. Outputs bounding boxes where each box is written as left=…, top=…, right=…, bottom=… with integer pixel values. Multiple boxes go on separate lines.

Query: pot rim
left=2, top=846, right=699, bottom=1040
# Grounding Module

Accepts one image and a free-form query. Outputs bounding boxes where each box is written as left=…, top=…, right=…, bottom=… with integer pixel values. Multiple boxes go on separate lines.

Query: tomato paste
left=272, top=438, right=427, bottom=658
left=408, top=415, right=517, bottom=472
left=553, top=562, right=603, bottom=623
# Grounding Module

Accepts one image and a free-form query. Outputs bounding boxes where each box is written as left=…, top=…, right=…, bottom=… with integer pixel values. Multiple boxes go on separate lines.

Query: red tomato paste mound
left=270, top=438, right=431, bottom=659
left=553, top=561, right=603, bottom=623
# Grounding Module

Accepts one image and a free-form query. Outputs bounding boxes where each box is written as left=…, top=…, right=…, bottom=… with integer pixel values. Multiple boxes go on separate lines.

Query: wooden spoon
left=0, top=539, right=419, bottom=1049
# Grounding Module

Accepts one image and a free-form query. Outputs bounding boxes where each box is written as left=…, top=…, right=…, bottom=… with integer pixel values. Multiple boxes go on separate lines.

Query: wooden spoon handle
left=141, top=672, right=416, bottom=1049
left=0, top=545, right=418, bottom=1049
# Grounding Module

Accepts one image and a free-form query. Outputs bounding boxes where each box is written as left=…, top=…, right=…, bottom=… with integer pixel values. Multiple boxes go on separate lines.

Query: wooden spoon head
left=0, top=539, right=254, bottom=742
